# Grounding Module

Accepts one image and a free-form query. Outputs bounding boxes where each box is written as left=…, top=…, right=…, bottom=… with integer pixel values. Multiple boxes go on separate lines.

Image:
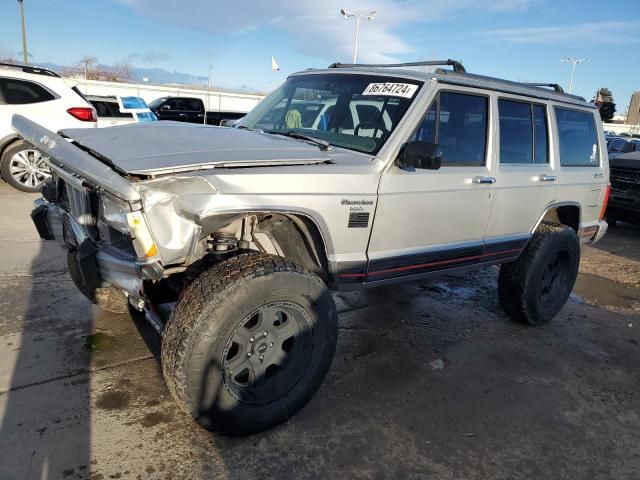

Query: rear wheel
left=498, top=222, right=580, bottom=325
left=0, top=141, right=51, bottom=192
left=161, top=253, right=337, bottom=435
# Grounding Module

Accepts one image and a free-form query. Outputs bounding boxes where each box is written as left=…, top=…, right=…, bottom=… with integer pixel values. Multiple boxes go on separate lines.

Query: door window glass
left=414, top=92, right=488, bottom=166
left=498, top=100, right=549, bottom=164
left=499, top=100, right=533, bottom=164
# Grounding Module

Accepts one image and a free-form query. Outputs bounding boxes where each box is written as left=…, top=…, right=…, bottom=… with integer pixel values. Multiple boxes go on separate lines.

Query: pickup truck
left=148, top=96, right=246, bottom=126
left=17, top=59, right=609, bottom=436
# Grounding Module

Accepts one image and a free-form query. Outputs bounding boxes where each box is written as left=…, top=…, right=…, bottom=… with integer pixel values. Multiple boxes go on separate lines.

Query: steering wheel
left=354, top=121, right=391, bottom=139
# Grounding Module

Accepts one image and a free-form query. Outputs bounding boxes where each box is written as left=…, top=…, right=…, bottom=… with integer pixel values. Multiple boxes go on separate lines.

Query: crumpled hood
left=59, top=121, right=334, bottom=175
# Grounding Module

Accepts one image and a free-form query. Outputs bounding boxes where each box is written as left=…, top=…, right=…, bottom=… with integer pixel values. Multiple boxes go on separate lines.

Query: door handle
left=472, top=176, right=496, bottom=185
left=537, top=174, right=557, bottom=182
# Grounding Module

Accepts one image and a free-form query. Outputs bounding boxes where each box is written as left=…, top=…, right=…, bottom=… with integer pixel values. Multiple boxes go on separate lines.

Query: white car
left=0, top=62, right=97, bottom=192
left=88, top=95, right=158, bottom=128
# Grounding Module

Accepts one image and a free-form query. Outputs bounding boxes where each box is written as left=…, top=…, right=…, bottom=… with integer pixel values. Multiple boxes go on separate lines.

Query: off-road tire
left=0, top=140, right=50, bottom=193
left=161, top=253, right=338, bottom=435
left=498, top=222, right=580, bottom=325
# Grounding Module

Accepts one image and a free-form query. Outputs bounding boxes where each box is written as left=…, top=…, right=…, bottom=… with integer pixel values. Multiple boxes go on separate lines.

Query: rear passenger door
left=552, top=106, right=607, bottom=232
left=486, top=97, right=558, bottom=245
left=367, top=87, right=497, bottom=282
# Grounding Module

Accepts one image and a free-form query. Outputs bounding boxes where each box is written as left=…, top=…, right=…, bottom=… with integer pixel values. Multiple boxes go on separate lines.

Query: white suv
left=0, top=63, right=97, bottom=192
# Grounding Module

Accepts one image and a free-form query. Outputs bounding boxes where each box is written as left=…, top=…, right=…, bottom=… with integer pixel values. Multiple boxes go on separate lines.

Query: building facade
left=627, top=91, right=640, bottom=126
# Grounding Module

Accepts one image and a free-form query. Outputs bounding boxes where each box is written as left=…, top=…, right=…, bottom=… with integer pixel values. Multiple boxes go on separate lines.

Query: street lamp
left=561, top=57, right=590, bottom=94
left=340, top=8, right=377, bottom=63
left=18, top=0, right=28, bottom=65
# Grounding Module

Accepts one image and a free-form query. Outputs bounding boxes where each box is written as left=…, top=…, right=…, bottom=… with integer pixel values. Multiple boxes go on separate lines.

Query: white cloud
left=488, top=21, right=640, bottom=44
left=118, top=0, right=530, bottom=63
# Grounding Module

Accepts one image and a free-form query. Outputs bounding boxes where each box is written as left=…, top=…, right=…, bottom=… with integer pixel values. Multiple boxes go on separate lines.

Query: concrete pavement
left=0, top=182, right=639, bottom=479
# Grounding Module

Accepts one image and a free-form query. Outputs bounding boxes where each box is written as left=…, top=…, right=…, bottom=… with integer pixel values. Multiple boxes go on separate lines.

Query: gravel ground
left=0, top=182, right=638, bottom=480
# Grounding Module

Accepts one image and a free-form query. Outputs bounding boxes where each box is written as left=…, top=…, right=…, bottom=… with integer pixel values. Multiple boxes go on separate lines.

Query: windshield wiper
left=266, top=130, right=331, bottom=151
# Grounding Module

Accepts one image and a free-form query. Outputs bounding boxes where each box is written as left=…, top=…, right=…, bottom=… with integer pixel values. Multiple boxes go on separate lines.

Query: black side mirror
left=621, top=142, right=634, bottom=153
left=398, top=141, right=442, bottom=170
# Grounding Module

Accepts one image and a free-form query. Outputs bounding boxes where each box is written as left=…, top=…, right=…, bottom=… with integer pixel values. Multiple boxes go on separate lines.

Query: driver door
left=366, top=86, right=498, bottom=282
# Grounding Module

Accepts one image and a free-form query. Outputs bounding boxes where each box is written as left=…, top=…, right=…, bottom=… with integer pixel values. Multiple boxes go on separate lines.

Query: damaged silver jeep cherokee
left=16, top=60, right=610, bottom=435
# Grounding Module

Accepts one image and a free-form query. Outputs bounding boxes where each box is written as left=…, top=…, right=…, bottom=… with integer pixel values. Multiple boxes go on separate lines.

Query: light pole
left=561, top=57, right=589, bottom=94
left=340, top=8, right=377, bottom=63
left=18, top=0, right=28, bottom=64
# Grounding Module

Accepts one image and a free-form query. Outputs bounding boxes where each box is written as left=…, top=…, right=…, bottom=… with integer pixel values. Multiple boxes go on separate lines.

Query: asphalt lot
left=0, top=181, right=639, bottom=480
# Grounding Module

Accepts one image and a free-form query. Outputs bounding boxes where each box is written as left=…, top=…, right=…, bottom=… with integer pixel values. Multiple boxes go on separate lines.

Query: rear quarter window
left=0, top=77, right=56, bottom=105
left=555, top=107, right=600, bottom=167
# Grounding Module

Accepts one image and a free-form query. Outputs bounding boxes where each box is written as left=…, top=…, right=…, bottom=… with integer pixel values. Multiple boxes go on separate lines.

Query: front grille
left=89, top=190, right=100, bottom=222
left=611, top=168, right=640, bottom=183
left=58, top=179, right=70, bottom=212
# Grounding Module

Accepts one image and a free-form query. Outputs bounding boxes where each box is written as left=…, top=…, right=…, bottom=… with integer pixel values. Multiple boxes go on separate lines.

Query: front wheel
left=161, top=253, right=338, bottom=435
left=498, top=222, right=580, bottom=325
left=0, top=140, right=51, bottom=192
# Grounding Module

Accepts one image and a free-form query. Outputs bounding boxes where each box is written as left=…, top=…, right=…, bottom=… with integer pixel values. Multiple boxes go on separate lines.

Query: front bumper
left=32, top=198, right=163, bottom=297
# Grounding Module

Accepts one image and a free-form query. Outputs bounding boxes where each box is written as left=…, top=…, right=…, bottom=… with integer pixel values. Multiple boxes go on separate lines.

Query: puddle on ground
left=84, top=332, right=114, bottom=351
left=574, top=273, right=640, bottom=309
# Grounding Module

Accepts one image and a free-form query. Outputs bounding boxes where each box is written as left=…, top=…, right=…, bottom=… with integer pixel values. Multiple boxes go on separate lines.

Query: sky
left=1, top=0, right=639, bottom=111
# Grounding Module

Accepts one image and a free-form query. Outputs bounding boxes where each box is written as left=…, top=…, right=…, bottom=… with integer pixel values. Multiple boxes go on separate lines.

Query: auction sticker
left=362, top=82, right=418, bottom=98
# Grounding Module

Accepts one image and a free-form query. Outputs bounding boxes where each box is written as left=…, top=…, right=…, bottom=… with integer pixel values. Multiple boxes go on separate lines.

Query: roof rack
left=435, top=70, right=586, bottom=102
left=328, top=59, right=466, bottom=74
left=523, top=83, right=565, bottom=94
left=0, top=62, right=60, bottom=78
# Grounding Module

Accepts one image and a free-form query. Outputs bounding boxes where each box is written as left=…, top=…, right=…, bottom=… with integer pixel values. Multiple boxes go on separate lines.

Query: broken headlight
left=99, top=193, right=131, bottom=234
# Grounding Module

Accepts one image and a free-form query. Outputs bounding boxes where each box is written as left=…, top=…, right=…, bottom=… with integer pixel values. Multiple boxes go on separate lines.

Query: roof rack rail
left=523, top=83, right=564, bottom=94
left=328, top=59, right=466, bottom=74
left=0, top=62, right=60, bottom=78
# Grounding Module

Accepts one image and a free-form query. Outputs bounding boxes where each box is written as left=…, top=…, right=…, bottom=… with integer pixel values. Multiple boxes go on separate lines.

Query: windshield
left=239, top=73, right=423, bottom=154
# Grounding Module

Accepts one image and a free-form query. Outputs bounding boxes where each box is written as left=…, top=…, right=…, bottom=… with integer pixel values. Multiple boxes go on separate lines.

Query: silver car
left=15, top=59, right=609, bottom=435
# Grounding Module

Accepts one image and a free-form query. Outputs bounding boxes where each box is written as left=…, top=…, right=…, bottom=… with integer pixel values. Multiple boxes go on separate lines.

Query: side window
left=186, top=99, right=202, bottom=111
left=92, top=100, right=113, bottom=118
left=555, top=107, right=599, bottom=166
left=108, top=102, right=133, bottom=119
left=167, top=99, right=183, bottom=110
left=499, top=100, right=533, bottom=163
left=533, top=105, right=548, bottom=164
left=498, top=100, right=549, bottom=164
left=0, top=77, right=55, bottom=105
left=414, top=91, right=488, bottom=166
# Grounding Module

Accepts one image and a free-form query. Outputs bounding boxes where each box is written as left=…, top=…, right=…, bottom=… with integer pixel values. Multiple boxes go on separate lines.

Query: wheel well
left=197, top=212, right=331, bottom=283
left=539, top=205, right=580, bottom=233
left=253, top=213, right=330, bottom=281
left=0, top=136, right=20, bottom=177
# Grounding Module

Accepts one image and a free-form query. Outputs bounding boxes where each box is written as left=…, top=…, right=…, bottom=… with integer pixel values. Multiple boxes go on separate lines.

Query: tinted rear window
left=555, top=107, right=599, bottom=166
left=0, top=77, right=56, bottom=105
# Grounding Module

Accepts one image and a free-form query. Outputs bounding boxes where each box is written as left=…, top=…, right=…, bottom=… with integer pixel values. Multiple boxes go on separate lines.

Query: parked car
left=607, top=151, right=640, bottom=226
left=17, top=59, right=609, bottom=435
left=0, top=62, right=97, bottom=191
left=608, top=137, right=633, bottom=159
left=149, top=96, right=245, bottom=126
left=88, top=95, right=157, bottom=128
